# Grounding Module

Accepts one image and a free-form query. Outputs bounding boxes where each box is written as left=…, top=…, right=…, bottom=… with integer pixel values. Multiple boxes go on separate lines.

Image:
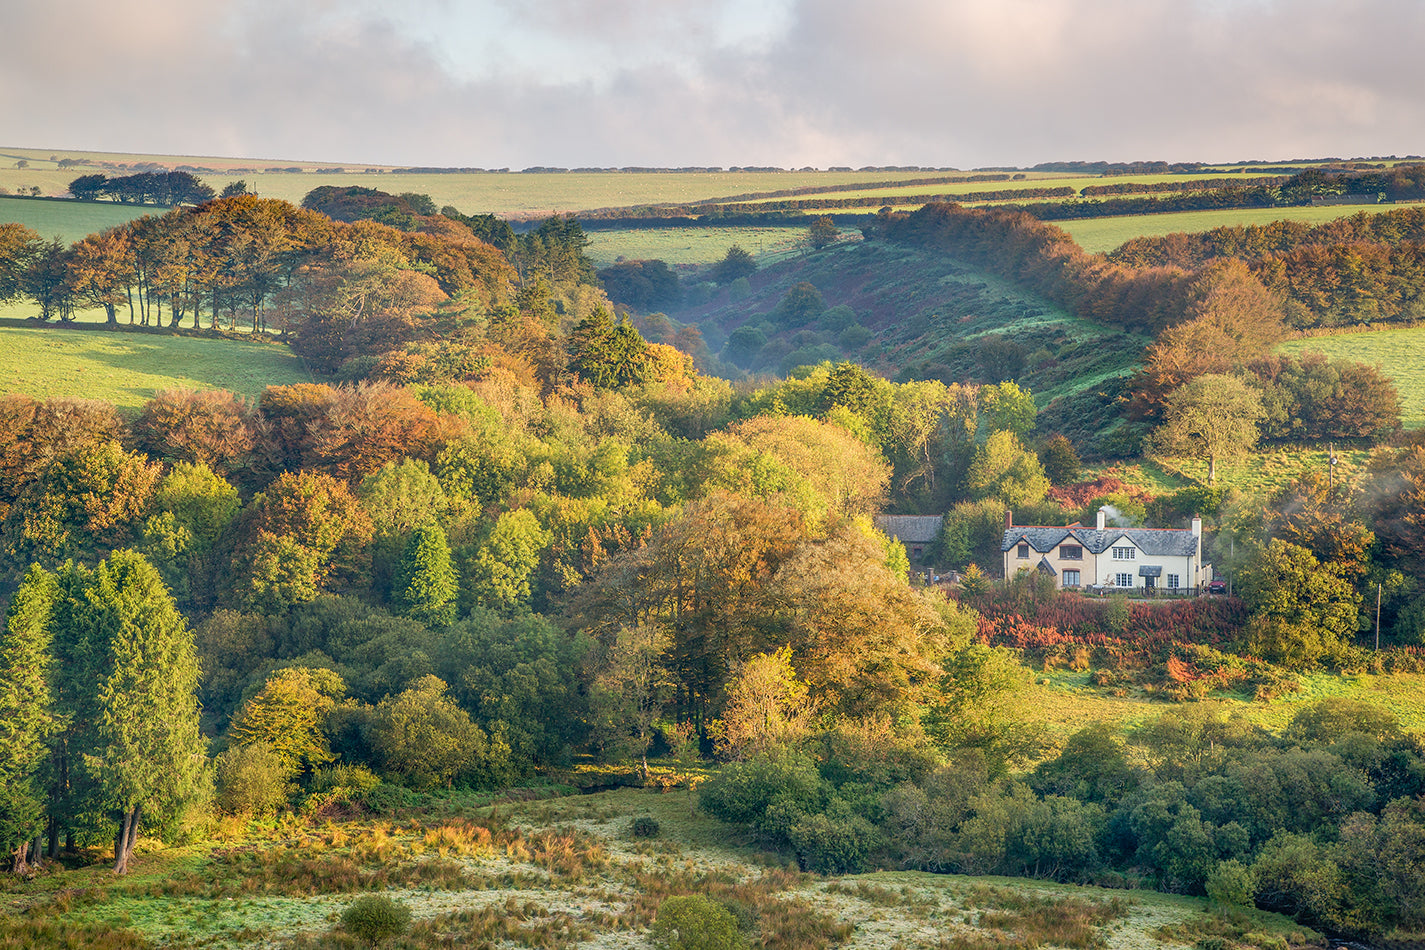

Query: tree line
left=66, top=171, right=217, bottom=206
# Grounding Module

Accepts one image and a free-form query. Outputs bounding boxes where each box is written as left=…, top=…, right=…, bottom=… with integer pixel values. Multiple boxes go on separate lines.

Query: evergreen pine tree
left=0, top=565, right=58, bottom=871
left=48, top=551, right=207, bottom=873
left=394, top=522, right=459, bottom=627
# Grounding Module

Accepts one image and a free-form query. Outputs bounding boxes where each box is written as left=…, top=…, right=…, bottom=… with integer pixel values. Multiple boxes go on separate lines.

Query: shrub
left=214, top=742, right=290, bottom=817
left=631, top=815, right=661, bottom=838
left=1206, top=859, right=1256, bottom=909
left=652, top=894, right=744, bottom=950
left=341, top=894, right=412, bottom=948
left=787, top=800, right=879, bottom=874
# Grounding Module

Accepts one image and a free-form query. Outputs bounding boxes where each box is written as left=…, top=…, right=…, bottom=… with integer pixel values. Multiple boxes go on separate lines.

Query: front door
left=1143, top=575, right=1156, bottom=592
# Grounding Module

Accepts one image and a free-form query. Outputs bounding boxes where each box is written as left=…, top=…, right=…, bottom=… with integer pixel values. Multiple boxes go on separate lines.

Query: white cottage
left=1001, top=507, right=1213, bottom=593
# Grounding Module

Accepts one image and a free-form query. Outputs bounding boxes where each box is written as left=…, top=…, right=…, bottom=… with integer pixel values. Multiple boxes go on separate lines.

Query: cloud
left=1, top=0, right=1422, bottom=168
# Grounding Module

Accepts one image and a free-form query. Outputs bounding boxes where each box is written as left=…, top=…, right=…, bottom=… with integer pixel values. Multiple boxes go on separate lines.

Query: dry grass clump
left=1151, top=911, right=1320, bottom=950
left=933, top=885, right=1131, bottom=950
left=0, top=914, right=155, bottom=950
left=284, top=896, right=592, bottom=950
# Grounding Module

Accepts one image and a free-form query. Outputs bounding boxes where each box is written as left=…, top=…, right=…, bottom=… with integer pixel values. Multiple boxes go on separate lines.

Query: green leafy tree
left=465, top=508, right=548, bottom=613
left=227, top=667, right=346, bottom=778
left=652, top=894, right=744, bottom=950
left=365, top=675, right=497, bottom=789
left=342, top=894, right=412, bottom=949
left=806, top=216, right=839, bottom=250
left=714, top=646, right=812, bottom=759
left=1239, top=539, right=1361, bottom=668
left=592, top=623, right=672, bottom=778
left=966, top=430, right=1050, bottom=509
left=1037, top=435, right=1081, bottom=485
left=1150, top=374, right=1265, bottom=484
left=567, top=306, right=652, bottom=390
left=0, top=566, right=57, bottom=870
left=140, top=461, right=240, bottom=607
left=393, top=522, right=459, bottom=626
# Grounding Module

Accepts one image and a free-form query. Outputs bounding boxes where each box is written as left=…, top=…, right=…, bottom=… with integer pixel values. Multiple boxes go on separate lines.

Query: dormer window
left=1018, top=543, right=1030, bottom=558
left=1060, top=544, right=1083, bottom=560
left=1112, top=546, right=1136, bottom=560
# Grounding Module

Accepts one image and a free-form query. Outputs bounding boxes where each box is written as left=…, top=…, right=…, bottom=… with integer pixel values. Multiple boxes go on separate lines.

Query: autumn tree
left=592, top=623, right=673, bottom=777
left=1149, top=374, right=1264, bottom=484
left=228, top=470, right=373, bottom=612
left=131, top=389, right=258, bottom=478
left=227, top=667, right=346, bottom=778
left=807, top=216, right=840, bottom=250
left=714, top=646, right=812, bottom=759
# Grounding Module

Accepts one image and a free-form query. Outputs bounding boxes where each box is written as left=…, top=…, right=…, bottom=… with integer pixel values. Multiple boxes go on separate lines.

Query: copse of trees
left=67, top=171, right=216, bottom=206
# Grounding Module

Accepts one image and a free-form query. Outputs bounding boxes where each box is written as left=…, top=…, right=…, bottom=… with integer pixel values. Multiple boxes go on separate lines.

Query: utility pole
left=1376, top=582, right=1383, bottom=651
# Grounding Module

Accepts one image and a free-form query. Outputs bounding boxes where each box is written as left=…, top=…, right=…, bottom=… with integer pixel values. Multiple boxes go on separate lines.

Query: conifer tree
left=48, top=551, right=207, bottom=873
left=0, top=565, right=57, bottom=871
left=394, top=522, right=459, bottom=627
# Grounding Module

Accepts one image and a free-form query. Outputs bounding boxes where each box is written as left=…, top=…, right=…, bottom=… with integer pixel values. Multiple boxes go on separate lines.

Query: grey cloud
left=2, top=0, right=1423, bottom=168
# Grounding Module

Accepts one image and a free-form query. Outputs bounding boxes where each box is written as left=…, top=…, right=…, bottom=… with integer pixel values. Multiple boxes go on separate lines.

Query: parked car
left=1206, top=579, right=1227, bottom=595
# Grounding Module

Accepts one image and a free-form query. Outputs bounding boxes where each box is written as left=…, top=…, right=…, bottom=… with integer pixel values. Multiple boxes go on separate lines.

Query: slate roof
left=875, top=515, right=944, bottom=546
left=1001, top=525, right=1198, bottom=558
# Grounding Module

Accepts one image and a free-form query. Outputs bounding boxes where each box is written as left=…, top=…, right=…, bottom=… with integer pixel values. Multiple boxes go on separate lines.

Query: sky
left=3, top=0, right=1423, bottom=169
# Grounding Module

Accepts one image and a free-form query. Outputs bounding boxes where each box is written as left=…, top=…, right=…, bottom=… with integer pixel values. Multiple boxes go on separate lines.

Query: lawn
left=0, top=324, right=309, bottom=409
left=1279, top=326, right=1425, bottom=427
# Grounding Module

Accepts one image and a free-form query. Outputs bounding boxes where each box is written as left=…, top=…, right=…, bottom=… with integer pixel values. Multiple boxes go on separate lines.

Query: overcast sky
left=3, top=0, right=1422, bottom=169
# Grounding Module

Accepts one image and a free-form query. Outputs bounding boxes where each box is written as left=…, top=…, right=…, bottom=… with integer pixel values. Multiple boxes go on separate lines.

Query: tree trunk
left=12, top=843, right=27, bottom=874
left=113, top=803, right=141, bottom=874
left=1207, top=454, right=1217, bottom=485
left=46, top=817, right=58, bottom=859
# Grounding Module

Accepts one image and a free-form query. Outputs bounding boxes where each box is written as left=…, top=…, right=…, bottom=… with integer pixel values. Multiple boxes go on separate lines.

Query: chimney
left=1005, top=509, right=1013, bottom=530
left=1191, top=514, right=1202, bottom=560
left=1096, top=507, right=1107, bottom=531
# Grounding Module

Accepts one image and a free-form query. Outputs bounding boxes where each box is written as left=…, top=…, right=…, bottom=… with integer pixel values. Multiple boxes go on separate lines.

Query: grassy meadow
left=1061, top=201, right=1425, bottom=254
left=0, top=324, right=309, bottom=409
left=0, top=195, right=155, bottom=244
left=0, top=785, right=1322, bottom=950
left=585, top=225, right=815, bottom=267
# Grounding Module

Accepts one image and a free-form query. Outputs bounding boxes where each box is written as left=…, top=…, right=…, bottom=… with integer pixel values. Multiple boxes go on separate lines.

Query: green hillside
left=0, top=324, right=309, bottom=409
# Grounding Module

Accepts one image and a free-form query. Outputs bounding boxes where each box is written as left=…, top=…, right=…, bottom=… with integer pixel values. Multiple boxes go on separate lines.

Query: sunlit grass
left=1280, top=327, right=1425, bottom=428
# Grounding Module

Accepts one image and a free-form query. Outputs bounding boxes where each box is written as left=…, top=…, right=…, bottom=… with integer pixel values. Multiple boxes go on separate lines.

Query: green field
left=1061, top=202, right=1425, bottom=254
left=0, top=325, right=309, bottom=409
left=1279, top=326, right=1425, bottom=427
left=585, top=225, right=813, bottom=267
left=0, top=195, right=155, bottom=244
left=1, top=146, right=951, bottom=218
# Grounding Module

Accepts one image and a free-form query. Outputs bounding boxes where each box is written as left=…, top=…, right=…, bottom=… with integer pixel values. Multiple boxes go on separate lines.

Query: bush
left=215, top=742, right=291, bottom=817
left=1206, top=859, right=1256, bottom=909
left=631, top=815, right=661, bottom=838
left=787, top=799, right=879, bottom=874
left=341, top=894, right=412, bottom=948
left=651, top=894, right=743, bottom=950
left=699, top=750, right=824, bottom=831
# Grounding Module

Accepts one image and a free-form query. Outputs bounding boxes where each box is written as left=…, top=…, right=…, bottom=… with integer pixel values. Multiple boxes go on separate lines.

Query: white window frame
left=1115, top=572, right=1133, bottom=588
left=1167, top=574, right=1180, bottom=590
left=1112, top=546, right=1136, bottom=560
left=1063, top=570, right=1080, bottom=587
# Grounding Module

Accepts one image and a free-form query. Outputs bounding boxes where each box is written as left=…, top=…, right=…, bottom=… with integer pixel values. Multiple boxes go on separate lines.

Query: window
left=912, top=545, right=923, bottom=559
left=1115, top=573, right=1133, bottom=588
left=1063, top=570, right=1080, bottom=587
left=1167, top=574, right=1180, bottom=590
left=1112, top=546, right=1136, bottom=560
left=1018, top=543, right=1029, bottom=559
left=1060, top=544, right=1083, bottom=560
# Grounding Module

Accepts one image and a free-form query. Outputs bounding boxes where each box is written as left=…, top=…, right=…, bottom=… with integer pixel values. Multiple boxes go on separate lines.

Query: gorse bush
left=651, top=894, right=744, bottom=950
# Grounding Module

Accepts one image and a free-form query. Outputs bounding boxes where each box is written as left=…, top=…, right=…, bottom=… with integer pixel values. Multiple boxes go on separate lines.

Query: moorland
left=0, top=149, right=1424, bottom=949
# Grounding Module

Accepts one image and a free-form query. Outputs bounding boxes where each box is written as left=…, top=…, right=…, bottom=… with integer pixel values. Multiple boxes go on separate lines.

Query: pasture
left=1061, top=201, right=1425, bottom=254
left=0, top=195, right=155, bottom=245
left=1279, top=326, right=1425, bottom=427
left=0, top=324, right=309, bottom=409
left=584, top=225, right=812, bottom=267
